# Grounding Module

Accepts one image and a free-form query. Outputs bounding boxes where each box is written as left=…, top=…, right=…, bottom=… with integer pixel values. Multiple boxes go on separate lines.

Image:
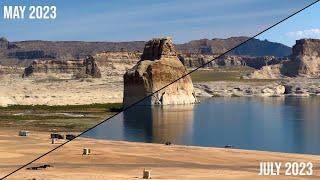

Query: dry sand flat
left=0, top=129, right=320, bottom=179
left=0, top=74, right=123, bottom=106
left=0, top=129, right=63, bottom=178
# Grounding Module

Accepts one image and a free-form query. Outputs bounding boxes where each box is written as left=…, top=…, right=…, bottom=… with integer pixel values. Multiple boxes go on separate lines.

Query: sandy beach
left=0, top=128, right=320, bottom=180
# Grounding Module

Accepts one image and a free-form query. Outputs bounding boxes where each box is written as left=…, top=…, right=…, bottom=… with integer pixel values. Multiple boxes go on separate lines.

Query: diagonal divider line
left=2, top=0, right=319, bottom=179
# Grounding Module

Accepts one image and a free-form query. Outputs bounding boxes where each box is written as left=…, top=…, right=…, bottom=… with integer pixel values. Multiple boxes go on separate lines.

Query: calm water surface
left=83, top=97, right=320, bottom=155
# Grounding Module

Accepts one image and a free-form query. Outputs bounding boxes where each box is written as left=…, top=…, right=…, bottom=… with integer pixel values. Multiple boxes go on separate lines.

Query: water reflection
left=84, top=104, right=195, bottom=144
left=124, top=105, right=194, bottom=144
left=83, top=97, right=320, bottom=155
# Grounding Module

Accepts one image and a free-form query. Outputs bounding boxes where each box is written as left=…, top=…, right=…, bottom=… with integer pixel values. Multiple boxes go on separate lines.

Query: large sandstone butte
left=123, top=37, right=198, bottom=106
left=23, top=55, right=101, bottom=78
left=249, top=39, right=320, bottom=79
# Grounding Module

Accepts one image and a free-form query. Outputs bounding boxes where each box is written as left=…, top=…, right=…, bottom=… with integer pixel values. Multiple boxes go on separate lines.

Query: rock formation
left=23, top=55, right=101, bottom=78
left=0, top=37, right=9, bottom=49
left=249, top=39, right=320, bottom=79
left=0, top=36, right=291, bottom=67
left=216, top=56, right=247, bottom=67
left=123, top=37, right=198, bottom=106
left=248, top=64, right=283, bottom=79
left=177, top=37, right=291, bottom=57
left=83, top=56, right=101, bottom=78
left=178, top=54, right=217, bottom=68
left=291, top=39, right=320, bottom=76
left=93, top=51, right=141, bottom=76
left=94, top=51, right=141, bottom=63
left=178, top=54, right=282, bottom=69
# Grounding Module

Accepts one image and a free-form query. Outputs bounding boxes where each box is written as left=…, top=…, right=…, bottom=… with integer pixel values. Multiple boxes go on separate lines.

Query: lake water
left=83, top=97, right=320, bottom=155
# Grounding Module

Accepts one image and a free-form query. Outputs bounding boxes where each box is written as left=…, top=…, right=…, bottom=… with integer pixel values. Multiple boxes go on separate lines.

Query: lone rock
left=123, top=37, right=198, bottom=106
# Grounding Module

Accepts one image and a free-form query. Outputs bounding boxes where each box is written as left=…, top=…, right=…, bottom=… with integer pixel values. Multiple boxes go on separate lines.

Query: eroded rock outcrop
left=178, top=54, right=282, bottom=69
left=248, top=64, right=283, bottom=79
left=249, top=39, right=320, bottom=79
left=178, top=54, right=217, bottom=68
left=291, top=39, right=320, bottom=76
left=123, top=37, right=198, bottom=106
left=94, top=51, right=141, bottom=63
left=83, top=56, right=101, bottom=78
left=216, top=55, right=283, bottom=69
left=93, top=51, right=141, bottom=76
left=23, top=55, right=101, bottom=78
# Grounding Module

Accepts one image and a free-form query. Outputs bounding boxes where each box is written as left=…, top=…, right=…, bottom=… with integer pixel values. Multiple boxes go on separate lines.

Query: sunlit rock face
left=249, top=39, right=320, bottom=79
left=123, top=37, right=198, bottom=107
left=291, top=39, right=320, bottom=77
left=22, top=55, right=101, bottom=78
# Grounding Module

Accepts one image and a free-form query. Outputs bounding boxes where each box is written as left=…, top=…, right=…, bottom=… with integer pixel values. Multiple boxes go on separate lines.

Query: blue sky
left=258, top=1, right=320, bottom=46
left=0, top=0, right=318, bottom=46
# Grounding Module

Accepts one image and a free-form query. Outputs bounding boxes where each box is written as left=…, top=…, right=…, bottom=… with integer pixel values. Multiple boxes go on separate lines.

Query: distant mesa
left=0, top=36, right=291, bottom=67
left=178, top=37, right=291, bottom=57
left=123, top=37, right=198, bottom=107
left=22, top=55, right=101, bottom=78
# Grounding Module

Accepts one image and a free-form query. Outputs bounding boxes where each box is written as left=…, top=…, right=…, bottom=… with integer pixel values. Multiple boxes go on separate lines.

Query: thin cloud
left=286, top=28, right=320, bottom=39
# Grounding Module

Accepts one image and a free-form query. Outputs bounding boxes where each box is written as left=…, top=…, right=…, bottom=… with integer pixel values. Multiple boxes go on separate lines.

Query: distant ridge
left=177, top=37, right=291, bottom=57
left=0, top=37, right=291, bottom=66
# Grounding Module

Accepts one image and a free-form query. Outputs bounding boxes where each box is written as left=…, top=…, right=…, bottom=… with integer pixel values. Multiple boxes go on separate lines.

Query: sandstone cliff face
left=292, top=39, right=320, bottom=76
left=178, top=53, right=282, bottom=69
left=219, top=55, right=283, bottom=69
left=178, top=54, right=217, bottom=68
left=123, top=37, right=197, bottom=107
left=249, top=39, right=320, bottom=79
left=23, top=55, right=101, bottom=78
left=93, top=51, right=141, bottom=77
left=94, top=51, right=141, bottom=63
left=216, top=56, right=246, bottom=67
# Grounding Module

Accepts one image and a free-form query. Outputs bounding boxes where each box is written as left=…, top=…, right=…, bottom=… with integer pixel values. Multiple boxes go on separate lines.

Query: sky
left=0, top=0, right=318, bottom=46
left=258, top=1, right=320, bottom=47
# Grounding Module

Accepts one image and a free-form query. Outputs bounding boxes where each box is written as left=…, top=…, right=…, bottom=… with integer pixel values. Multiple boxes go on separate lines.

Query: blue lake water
left=83, top=97, right=320, bottom=155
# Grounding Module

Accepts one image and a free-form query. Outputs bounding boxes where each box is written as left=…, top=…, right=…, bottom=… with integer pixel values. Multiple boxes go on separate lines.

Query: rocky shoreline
left=1, top=75, right=319, bottom=107
left=195, top=78, right=320, bottom=98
